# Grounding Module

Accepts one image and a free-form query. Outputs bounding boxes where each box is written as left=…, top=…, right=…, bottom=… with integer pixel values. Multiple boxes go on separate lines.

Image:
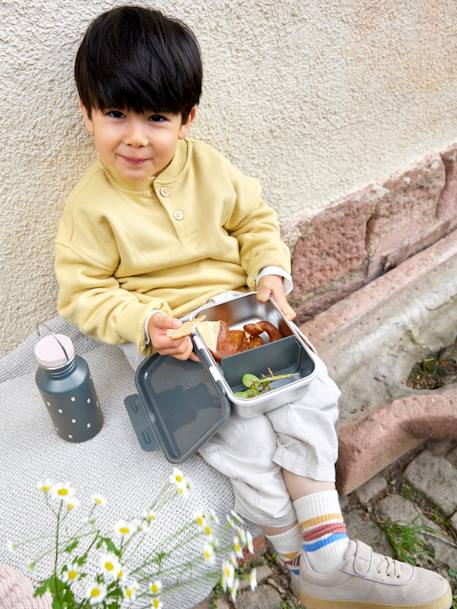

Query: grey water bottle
left=34, top=330, right=103, bottom=442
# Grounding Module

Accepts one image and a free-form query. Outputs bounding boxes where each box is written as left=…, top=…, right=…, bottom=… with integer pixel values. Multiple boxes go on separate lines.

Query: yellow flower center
left=117, top=569, right=124, bottom=579
left=175, top=475, right=183, bottom=483
left=126, top=589, right=133, bottom=599
left=42, top=485, right=51, bottom=493
left=203, top=525, right=212, bottom=536
left=119, top=526, right=130, bottom=535
left=57, top=488, right=69, bottom=497
left=105, top=561, right=114, bottom=571
left=68, top=570, right=78, bottom=581
left=90, top=588, right=101, bottom=598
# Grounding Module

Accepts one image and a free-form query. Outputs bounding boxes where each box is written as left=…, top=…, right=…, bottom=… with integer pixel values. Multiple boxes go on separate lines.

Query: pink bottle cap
left=34, top=334, right=75, bottom=369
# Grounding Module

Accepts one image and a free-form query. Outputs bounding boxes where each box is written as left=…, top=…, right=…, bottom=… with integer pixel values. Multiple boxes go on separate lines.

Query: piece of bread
left=195, top=321, right=221, bottom=352
left=169, top=315, right=206, bottom=339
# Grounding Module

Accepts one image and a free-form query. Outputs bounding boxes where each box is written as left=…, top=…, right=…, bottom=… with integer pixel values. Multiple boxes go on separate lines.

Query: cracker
left=169, top=314, right=206, bottom=339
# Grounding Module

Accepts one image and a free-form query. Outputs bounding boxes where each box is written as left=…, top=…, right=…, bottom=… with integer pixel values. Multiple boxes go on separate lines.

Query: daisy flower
left=226, top=514, right=237, bottom=529
left=246, top=530, right=254, bottom=554
left=114, top=520, right=136, bottom=538
left=193, top=510, right=206, bottom=530
left=236, top=527, right=247, bottom=544
left=169, top=467, right=185, bottom=486
left=229, top=577, right=240, bottom=604
left=63, top=497, right=79, bottom=511
left=221, top=560, right=235, bottom=591
left=249, top=567, right=257, bottom=591
left=230, top=510, right=244, bottom=524
left=175, top=483, right=189, bottom=497
left=91, top=494, right=107, bottom=507
left=51, top=482, right=75, bottom=501
left=209, top=508, right=220, bottom=524
left=36, top=479, right=53, bottom=494
left=151, top=598, right=162, bottom=609
left=62, top=562, right=80, bottom=583
left=99, top=552, right=120, bottom=578
left=202, top=543, right=215, bottom=564
left=85, top=582, right=107, bottom=605
left=202, top=523, right=214, bottom=539
left=143, top=509, right=157, bottom=524
left=233, top=536, right=243, bottom=559
left=122, top=581, right=139, bottom=602
left=116, top=565, right=127, bottom=582
left=149, top=579, right=162, bottom=595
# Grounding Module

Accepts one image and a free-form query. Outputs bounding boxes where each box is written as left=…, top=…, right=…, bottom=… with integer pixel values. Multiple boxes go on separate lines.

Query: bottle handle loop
left=35, top=322, right=71, bottom=362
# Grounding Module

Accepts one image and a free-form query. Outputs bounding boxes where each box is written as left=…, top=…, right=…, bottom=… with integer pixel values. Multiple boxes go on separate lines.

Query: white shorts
left=120, top=291, right=341, bottom=527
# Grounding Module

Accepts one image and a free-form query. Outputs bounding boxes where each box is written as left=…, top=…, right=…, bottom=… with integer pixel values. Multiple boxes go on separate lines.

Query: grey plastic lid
left=34, top=334, right=75, bottom=369
left=133, top=353, right=230, bottom=463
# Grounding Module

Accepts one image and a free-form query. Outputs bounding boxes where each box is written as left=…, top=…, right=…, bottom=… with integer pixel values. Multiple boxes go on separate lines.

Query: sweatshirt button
left=173, top=209, right=184, bottom=221
left=159, top=186, right=170, bottom=197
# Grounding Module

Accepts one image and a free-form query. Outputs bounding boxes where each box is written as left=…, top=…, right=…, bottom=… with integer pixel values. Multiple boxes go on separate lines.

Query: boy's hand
left=147, top=312, right=200, bottom=362
left=256, top=274, right=296, bottom=320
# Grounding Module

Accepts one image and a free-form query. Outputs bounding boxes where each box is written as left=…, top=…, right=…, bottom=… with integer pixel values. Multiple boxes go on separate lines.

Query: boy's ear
left=178, top=107, right=197, bottom=139
left=80, top=100, right=94, bottom=134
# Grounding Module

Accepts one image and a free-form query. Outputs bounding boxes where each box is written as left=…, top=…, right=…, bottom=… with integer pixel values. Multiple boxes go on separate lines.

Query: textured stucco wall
left=2, top=0, right=457, bottom=355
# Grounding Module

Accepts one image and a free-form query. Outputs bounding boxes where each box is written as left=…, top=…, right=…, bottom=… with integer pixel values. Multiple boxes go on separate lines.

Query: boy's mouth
left=120, top=155, right=149, bottom=165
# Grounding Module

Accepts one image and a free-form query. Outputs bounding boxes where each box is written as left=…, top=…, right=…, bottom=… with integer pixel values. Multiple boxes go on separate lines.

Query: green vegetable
left=235, top=368, right=293, bottom=399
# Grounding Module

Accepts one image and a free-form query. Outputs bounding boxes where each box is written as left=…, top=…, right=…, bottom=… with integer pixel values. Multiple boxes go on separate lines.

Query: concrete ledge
left=299, top=230, right=457, bottom=495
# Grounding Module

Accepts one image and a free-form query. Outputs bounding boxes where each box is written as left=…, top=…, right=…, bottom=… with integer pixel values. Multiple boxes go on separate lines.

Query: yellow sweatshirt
left=55, top=138, right=291, bottom=355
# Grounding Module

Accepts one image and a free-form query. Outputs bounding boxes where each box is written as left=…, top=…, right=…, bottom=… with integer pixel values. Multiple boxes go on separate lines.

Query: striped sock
left=265, top=525, right=303, bottom=577
left=293, top=490, right=349, bottom=573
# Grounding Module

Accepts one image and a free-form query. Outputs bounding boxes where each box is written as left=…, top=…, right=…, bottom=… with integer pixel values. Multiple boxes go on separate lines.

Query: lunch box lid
left=125, top=352, right=231, bottom=463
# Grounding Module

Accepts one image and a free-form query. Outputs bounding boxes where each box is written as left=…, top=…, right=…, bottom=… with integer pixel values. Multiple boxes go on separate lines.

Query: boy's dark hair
left=75, top=5, right=202, bottom=122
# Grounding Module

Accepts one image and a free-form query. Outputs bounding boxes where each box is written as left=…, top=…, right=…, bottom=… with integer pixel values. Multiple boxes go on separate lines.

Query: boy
left=55, top=6, right=451, bottom=608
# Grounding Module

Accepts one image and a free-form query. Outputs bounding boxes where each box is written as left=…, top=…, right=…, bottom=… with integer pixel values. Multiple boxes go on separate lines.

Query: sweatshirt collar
left=101, top=139, right=190, bottom=192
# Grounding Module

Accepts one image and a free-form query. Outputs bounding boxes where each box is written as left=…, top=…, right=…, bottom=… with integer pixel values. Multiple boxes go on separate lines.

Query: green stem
left=54, top=501, right=63, bottom=601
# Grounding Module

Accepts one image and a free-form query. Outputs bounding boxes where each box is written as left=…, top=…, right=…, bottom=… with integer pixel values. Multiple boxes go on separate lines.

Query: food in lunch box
left=197, top=319, right=285, bottom=361
left=235, top=370, right=294, bottom=398
left=169, top=315, right=206, bottom=339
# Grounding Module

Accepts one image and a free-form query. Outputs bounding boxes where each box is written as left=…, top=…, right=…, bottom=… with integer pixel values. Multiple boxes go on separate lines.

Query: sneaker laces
left=373, top=553, right=402, bottom=579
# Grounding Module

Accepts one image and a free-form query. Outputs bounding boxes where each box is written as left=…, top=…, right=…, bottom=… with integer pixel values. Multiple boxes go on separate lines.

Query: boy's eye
left=106, top=110, right=124, bottom=119
left=148, top=114, right=167, bottom=122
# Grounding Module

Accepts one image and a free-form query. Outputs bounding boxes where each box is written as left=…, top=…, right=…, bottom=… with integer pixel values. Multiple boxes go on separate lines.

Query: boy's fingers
left=152, top=312, right=181, bottom=330
left=271, top=291, right=296, bottom=320
left=189, top=352, right=200, bottom=362
left=256, top=286, right=272, bottom=303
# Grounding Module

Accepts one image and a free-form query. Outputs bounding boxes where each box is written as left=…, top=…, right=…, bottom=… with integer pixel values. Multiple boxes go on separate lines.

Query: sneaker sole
left=298, top=586, right=452, bottom=609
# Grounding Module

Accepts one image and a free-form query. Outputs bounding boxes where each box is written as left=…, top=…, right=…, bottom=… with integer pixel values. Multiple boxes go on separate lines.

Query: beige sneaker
left=294, top=539, right=452, bottom=609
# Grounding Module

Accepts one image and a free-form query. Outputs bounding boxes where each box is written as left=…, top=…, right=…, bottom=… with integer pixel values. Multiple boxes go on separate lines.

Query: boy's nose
left=124, top=121, right=149, bottom=147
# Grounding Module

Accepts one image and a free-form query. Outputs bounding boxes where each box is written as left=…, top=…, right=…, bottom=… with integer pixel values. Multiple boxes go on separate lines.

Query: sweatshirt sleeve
left=223, top=163, right=291, bottom=289
left=55, top=203, right=171, bottom=357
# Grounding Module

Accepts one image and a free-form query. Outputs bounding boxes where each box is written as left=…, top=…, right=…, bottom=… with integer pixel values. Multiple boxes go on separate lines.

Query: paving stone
left=192, top=596, right=212, bottom=609
left=426, top=439, right=456, bottom=456
left=239, top=566, right=272, bottom=591
left=235, top=584, right=282, bottom=609
left=355, top=474, right=388, bottom=505
left=344, top=509, right=393, bottom=556
left=376, top=495, right=457, bottom=568
left=404, top=450, right=457, bottom=516
left=451, top=512, right=457, bottom=533
left=446, top=446, right=457, bottom=468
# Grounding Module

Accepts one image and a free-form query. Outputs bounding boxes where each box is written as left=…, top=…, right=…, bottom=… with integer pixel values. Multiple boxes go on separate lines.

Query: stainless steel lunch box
left=125, top=292, right=318, bottom=462
left=191, top=292, right=318, bottom=417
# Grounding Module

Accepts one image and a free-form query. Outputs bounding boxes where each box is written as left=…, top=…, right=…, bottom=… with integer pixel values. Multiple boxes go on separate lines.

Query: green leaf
left=241, top=373, right=259, bottom=388
left=64, top=539, right=79, bottom=553
left=234, top=389, right=251, bottom=398
left=98, top=536, right=120, bottom=557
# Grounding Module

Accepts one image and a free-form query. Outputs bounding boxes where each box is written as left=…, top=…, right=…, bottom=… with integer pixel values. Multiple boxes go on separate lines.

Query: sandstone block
left=355, top=474, right=388, bottom=505
left=366, top=154, right=445, bottom=279
left=446, top=446, right=457, bottom=468
left=291, top=192, right=372, bottom=309
left=437, top=143, right=457, bottom=223
left=426, top=439, right=457, bottom=456
left=404, top=450, right=457, bottom=515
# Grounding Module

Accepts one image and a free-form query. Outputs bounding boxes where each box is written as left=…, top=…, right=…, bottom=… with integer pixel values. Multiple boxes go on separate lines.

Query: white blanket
left=0, top=316, right=255, bottom=608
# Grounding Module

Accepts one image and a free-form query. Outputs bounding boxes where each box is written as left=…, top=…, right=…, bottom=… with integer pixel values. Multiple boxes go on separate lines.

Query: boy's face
left=81, top=104, right=196, bottom=181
